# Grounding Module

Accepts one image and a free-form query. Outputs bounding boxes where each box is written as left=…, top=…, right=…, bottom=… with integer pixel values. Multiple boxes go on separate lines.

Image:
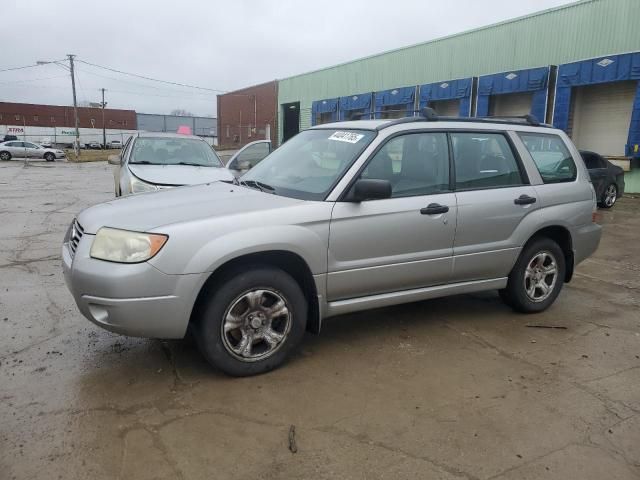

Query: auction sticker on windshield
left=328, top=131, right=365, bottom=144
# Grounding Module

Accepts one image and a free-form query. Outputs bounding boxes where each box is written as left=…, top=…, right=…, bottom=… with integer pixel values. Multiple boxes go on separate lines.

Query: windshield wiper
left=129, top=161, right=152, bottom=164
left=175, top=162, right=209, bottom=167
left=240, top=179, right=276, bottom=193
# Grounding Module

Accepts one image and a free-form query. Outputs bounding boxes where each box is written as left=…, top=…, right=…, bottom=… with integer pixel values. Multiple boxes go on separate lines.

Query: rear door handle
left=420, top=203, right=449, bottom=215
left=514, top=194, right=536, bottom=205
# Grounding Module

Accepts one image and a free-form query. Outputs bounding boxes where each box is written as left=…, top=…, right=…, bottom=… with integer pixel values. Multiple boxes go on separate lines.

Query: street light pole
left=67, top=54, right=80, bottom=158
left=100, top=88, right=107, bottom=148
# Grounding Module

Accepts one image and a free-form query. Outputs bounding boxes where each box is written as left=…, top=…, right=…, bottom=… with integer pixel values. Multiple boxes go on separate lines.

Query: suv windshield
left=242, top=129, right=376, bottom=200
left=129, top=137, right=223, bottom=167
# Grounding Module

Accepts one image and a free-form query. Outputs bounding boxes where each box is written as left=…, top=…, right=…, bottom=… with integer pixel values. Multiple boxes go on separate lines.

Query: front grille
left=69, top=220, right=84, bottom=257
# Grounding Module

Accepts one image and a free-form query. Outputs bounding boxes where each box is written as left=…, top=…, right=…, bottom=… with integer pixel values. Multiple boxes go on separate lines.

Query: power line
left=75, top=66, right=215, bottom=97
left=76, top=59, right=226, bottom=93
left=0, top=74, right=69, bottom=86
left=0, top=60, right=67, bottom=74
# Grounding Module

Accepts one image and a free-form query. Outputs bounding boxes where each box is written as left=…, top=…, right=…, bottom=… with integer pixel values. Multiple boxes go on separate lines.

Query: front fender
left=190, top=225, right=328, bottom=274
left=150, top=223, right=330, bottom=276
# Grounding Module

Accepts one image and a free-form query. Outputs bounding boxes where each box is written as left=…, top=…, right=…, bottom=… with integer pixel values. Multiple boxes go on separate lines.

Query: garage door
left=431, top=99, right=460, bottom=117
left=488, top=92, right=533, bottom=117
left=569, top=81, right=636, bottom=156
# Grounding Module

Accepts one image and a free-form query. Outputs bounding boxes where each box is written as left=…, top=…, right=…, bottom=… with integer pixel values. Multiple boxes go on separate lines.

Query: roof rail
left=376, top=108, right=552, bottom=130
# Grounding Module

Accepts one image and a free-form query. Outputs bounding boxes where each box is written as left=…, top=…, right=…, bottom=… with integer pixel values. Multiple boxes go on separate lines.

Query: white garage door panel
left=570, top=81, right=636, bottom=156
left=489, top=92, right=533, bottom=117
left=431, top=99, right=460, bottom=117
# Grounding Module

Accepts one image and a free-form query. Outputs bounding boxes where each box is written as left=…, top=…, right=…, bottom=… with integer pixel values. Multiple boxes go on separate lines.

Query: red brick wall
left=217, top=81, right=277, bottom=149
left=0, top=102, right=137, bottom=129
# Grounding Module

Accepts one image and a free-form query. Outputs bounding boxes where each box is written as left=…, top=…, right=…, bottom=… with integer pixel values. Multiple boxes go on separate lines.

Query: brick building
left=0, top=102, right=137, bottom=130
left=216, top=81, right=277, bottom=149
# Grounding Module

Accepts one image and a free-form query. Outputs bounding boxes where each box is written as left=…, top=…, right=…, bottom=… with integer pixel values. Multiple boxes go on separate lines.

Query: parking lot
left=1, top=160, right=639, bottom=479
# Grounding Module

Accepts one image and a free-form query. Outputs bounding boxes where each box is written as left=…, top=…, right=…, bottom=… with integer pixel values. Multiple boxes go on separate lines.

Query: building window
left=248, top=124, right=252, bottom=138
left=123, top=120, right=127, bottom=126
left=33, top=115, right=39, bottom=122
left=50, top=116, right=55, bottom=123
left=15, top=115, right=20, bottom=121
left=226, top=125, right=230, bottom=138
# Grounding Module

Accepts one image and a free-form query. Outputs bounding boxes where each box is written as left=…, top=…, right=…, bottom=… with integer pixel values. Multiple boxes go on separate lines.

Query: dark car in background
left=581, top=150, right=625, bottom=209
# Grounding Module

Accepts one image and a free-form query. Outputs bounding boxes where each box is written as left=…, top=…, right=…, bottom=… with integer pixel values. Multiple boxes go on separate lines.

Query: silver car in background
left=109, top=132, right=234, bottom=195
left=0, top=140, right=65, bottom=161
left=64, top=111, right=601, bottom=376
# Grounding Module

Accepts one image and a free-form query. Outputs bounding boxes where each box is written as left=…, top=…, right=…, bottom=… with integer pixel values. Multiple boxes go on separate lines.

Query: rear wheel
left=44, top=152, right=55, bottom=162
left=600, top=183, right=617, bottom=209
left=194, top=266, right=307, bottom=376
left=500, top=237, right=565, bottom=313
left=0, top=151, right=11, bottom=161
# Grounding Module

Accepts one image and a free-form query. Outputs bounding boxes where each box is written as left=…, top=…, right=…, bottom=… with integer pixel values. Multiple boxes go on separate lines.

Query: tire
left=600, top=183, right=617, bottom=209
left=0, top=151, right=11, bottom=161
left=194, top=266, right=307, bottom=376
left=500, top=237, right=566, bottom=313
left=44, top=152, right=55, bottom=162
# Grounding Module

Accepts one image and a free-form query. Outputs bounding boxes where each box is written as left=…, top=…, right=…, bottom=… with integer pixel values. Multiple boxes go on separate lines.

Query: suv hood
left=128, top=164, right=233, bottom=186
left=77, top=182, right=303, bottom=234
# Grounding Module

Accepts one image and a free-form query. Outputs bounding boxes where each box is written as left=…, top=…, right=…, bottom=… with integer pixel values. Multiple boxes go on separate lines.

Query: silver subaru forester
left=63, top=110, right=601, bottom=376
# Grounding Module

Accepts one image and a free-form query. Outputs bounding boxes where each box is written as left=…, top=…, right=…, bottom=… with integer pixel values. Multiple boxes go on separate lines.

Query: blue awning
left=476, top=67, right=550, bottom=121
left=553, top=52, right=640, bottom=157
left=312, top=98, right=338, bottom=115
left=375, top=86, right=415, bottom=108
left=419, top=78, right=472, bottom=116
left=374, top=86, right=416, bottom=118
left=311, top=98, right=339, bottom=125
left=339, top=92, right=372, bottom=111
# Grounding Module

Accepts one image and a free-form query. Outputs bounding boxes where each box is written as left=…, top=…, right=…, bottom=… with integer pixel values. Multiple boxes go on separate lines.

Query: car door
left=451, top=131, right=539, bottom=282
left=6, top=141, right=24, bottom=157
left=328, top=131, right=456, bottom=300
left=227, top=141, right=271, bottom=176
left=23, top=142, right=41, bottom=158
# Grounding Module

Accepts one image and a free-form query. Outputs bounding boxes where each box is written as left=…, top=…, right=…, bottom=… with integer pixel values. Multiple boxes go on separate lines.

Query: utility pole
left=68, top=54, right=80, bottom=157
left=100, top=88, right=107, bottom=149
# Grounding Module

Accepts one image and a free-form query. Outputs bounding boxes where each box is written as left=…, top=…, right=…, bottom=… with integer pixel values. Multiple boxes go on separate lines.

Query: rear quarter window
left=519, top=133, right=577, bottom=183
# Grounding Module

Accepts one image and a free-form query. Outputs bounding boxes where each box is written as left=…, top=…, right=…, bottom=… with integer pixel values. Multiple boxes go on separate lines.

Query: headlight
left=130, top=175, right=158, bottom=194
left=90, top=227, right=168, bottom=263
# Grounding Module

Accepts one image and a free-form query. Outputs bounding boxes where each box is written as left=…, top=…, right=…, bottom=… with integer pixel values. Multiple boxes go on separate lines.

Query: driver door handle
left=514, top=194, right=536, bottom=205
left=420, top=203, right=449, bottom=215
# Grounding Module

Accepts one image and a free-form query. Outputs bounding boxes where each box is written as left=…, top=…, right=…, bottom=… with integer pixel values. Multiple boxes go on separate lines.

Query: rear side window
left=519, top=133, right=577, bottom=183
left=451, top=132, right=524, bottom=190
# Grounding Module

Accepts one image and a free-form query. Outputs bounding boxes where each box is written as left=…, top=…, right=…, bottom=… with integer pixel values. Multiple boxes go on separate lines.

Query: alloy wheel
left=221, top=288, right=292, bottom=362
left=604, top=184, right=617, bottom=207
left=523, top=250, right=558, bottom=302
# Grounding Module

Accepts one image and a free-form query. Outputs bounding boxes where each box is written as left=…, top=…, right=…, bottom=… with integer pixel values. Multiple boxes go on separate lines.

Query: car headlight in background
left=129, top=175, right=158, bottom=194
left=90, top=227, right=168, bottom=263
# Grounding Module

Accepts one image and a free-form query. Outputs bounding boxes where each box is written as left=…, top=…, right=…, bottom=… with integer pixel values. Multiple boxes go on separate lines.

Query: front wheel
left=600, top=183, right=617, bottom=209
left=194, top=266, right=307, bottom=376
left=44, top=152, right=55, bottom=162
left=500, top=237, right=565, bottom=313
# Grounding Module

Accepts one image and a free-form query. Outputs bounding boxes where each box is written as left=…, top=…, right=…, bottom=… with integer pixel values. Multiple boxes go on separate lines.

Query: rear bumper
left=62, top=237, right=206, bottom=338
left=573, top=222, right=602, bottom=266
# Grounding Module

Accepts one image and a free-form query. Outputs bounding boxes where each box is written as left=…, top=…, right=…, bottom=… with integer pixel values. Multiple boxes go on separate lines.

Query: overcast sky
left=1, top=0, right=575, bottom=117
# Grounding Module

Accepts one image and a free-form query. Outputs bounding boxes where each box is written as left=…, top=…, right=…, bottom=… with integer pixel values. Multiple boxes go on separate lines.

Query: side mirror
left=351, top=179, right=392, bottom=202
left=107, top=154, right=120, bottom=165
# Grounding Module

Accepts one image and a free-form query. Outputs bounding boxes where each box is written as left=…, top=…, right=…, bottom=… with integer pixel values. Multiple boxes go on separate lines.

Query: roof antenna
left=421, top=107, right=438, bottom=120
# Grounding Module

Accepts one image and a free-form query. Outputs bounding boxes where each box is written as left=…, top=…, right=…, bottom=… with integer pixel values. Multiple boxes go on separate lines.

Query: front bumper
left=62, top=235, right=206, bottom=339
left=55, top=152, right=66, bottom=159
